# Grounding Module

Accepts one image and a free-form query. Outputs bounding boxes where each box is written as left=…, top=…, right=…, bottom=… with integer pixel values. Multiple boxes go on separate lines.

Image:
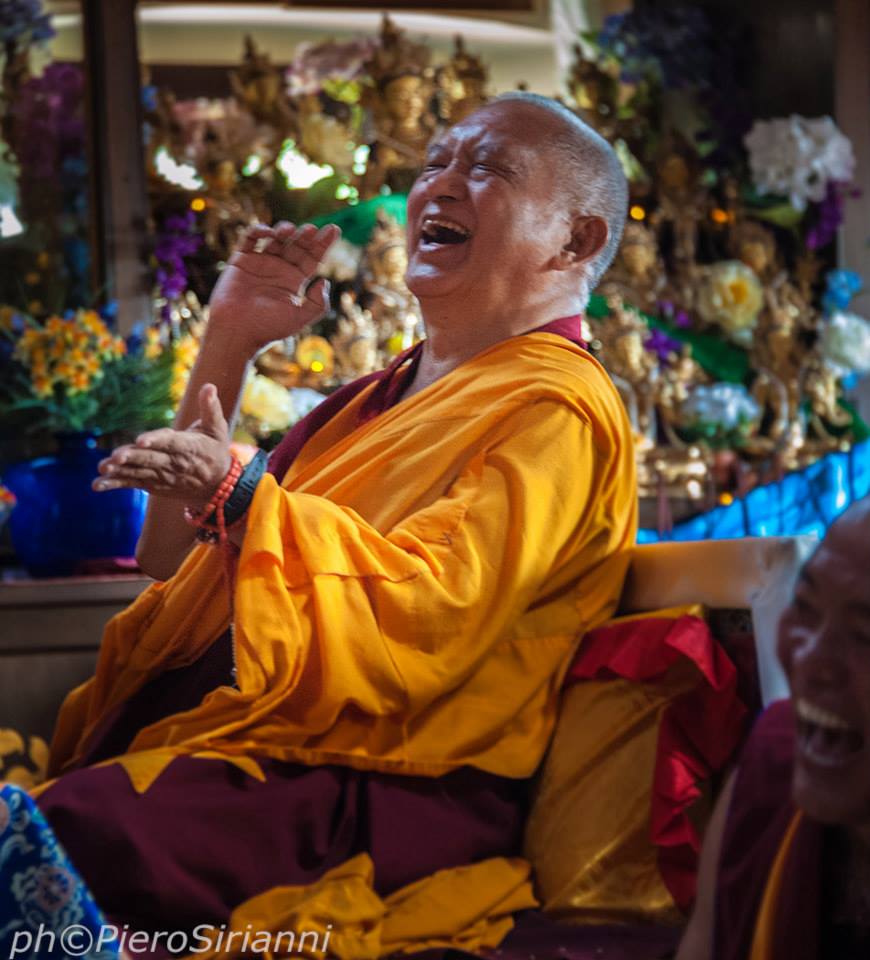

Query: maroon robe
left=715, top=699, right=870, bottom=960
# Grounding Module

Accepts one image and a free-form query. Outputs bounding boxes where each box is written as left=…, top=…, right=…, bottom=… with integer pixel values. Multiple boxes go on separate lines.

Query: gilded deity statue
left=230, top=36, right=294, bottom=137
left=566, top=43, right=621, bottom=142
left=649, top=139, right=708, bottom=286
left=598, top=221, right=666, bottom=314
left=361, top=16, right=436, bottom=195
left=363, top=210, right=423, bottom=355
left=592, top=297, right=659, bottom=445
left=435, top=36, right=488, bottom=126
left=333, top=293, right=380, bottom=379
left=729, top=219, right=778, bottom=283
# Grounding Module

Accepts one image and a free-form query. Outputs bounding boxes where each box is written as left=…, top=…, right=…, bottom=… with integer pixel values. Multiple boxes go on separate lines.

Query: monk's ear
left=552, top=215, right=608, bottom=270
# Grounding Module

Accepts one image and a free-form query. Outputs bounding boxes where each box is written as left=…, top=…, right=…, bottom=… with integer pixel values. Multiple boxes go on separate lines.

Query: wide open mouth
left=420, top=216, right=472, bottom=246
left=796, top=697, right=865, bottom=766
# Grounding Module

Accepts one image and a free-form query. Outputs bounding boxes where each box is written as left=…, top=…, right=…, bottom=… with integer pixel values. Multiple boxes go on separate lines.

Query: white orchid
left=744, top=115, right=855, bottom=211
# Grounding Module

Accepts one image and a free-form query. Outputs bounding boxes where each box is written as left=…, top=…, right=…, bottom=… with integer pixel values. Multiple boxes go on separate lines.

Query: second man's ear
left=554, top=215, right=609, bottom=269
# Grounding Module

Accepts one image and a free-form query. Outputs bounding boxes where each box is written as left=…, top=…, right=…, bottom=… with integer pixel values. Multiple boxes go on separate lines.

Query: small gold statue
left=592, top=297, right=659, bottom=443
left=436, top=36, right=489, bottom=126
left=230, top=35, right=294, bottom=136
left=598, top=221, right=666, bottom=314
left=333, top=292, right=380, bottom=379
left=361, top=16, right=436, bottom=194
left=363, top=210, right=423, bottom=353
left=567, top=43, right=621, bottom=141
left=729, top=219, right=778, bottom=282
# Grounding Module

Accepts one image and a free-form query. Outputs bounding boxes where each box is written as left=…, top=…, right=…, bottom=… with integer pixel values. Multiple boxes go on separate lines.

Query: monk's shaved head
left=492, top=92, right=629, bottom=288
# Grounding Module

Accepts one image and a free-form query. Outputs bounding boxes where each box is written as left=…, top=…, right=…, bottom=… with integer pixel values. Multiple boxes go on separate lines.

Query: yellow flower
left=144, top=328, right=162, bottom=360
left=241, top=373, right=296, bottom=434
left=696, top=260, right=764, bottom=340
left=81, top=354, right=101, bottom=375
left=68, top=370, right=92, bottom=394
left=36, top=252, right=50, bottom=269
left=80, top=310, right=108, bottom=337
left=24, top=272, right=40, bottom=286
left=32, top=375, right=53, bottom=398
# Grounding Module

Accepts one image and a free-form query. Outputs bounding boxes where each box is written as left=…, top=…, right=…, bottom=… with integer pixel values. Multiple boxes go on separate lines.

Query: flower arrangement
left=744, top=115, right=855, bottom=212
left=0, top=306, right=175, bottom=454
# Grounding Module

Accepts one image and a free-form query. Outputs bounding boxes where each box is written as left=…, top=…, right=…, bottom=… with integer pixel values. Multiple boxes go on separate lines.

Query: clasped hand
left=92, top=221, right=339, bottom=503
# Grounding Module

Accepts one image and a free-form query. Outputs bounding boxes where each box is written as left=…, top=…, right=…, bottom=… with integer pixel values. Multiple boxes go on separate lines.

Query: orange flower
left=27, top=300, right=43, bottom=315
left=68, top=370, right=92, bottom=393
left=36, top=252, right=50, bottom=269
left=32, top=375, right=53, bottom=398
left=112, top=337, right=127, bottom=357
left=25, top=272, right=40, bottom=286
left=46, top=317, right=65, bottom=335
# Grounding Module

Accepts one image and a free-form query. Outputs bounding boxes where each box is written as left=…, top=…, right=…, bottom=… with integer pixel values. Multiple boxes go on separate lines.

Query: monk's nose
left=423, top=161, right=468, bottom=202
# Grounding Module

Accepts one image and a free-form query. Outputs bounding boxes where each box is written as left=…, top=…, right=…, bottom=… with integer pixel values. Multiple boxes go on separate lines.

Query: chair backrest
left=619, top=536, right=817, bottom=705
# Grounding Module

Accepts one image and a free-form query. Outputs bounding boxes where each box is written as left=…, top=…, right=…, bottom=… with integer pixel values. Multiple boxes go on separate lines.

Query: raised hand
left=92, top=383, right=232, bottom=507
left=208, top=221, right=341, bottom=354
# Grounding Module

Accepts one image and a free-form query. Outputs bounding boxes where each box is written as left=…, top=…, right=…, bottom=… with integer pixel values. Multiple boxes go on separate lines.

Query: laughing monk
left=677, top=498, right=870, bottom=960
left=34, top=94, right=635, bottom=949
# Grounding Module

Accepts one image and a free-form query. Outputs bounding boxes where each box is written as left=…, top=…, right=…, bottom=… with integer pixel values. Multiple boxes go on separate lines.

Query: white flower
left=744, top=115, right=855, bottom=211
left=682, top=383, right=761, bottom=430
left=819, top=310, right=870, bottom=375
left=241, top=373, right=297, bottom=434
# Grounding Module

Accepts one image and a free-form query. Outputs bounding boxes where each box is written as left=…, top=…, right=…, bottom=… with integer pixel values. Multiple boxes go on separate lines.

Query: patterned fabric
left=0, top=784, right=119, bottom=959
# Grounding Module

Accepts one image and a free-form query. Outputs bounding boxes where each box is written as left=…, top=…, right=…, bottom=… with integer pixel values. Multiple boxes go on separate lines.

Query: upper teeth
left=796, top=698, right=854, bottom=731
left=422, top=217, right=470, bottom=238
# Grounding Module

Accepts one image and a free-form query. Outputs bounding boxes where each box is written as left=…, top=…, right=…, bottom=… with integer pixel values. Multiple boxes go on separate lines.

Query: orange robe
left=41, top=331, right=638, bottom=956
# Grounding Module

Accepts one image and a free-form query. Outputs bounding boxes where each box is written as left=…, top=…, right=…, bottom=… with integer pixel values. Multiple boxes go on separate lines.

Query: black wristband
left=222, top=449, right=269, bottom=528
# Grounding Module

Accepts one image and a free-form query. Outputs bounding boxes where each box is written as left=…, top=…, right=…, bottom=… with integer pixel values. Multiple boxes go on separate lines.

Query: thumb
left=198, top=383, right=228, bottom=440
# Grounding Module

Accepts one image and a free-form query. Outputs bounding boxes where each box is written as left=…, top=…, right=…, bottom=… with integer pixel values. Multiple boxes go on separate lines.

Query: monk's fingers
left=93, top=463, right=165, bottom=491
left=279, top=223, right=340, bottom=280
left=134, top=427, right=195, bottom=453
left=99, top=445, right=174, bottom=475
left=236, top=223, right=276, bottom=254
left=261, top=220, right=298, bottom=255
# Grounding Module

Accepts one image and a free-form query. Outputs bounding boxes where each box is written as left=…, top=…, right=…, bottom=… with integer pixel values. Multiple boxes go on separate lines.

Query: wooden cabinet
left=0, top=575, right=151, bottom=742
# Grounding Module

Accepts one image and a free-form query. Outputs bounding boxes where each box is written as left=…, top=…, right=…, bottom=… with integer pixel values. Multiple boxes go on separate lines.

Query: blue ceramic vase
left=2, top=433, right=147, bottom=577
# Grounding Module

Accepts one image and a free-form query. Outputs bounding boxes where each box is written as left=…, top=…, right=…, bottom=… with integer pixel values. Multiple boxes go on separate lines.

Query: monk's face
left=777, top=504, right=870, bottom=836
left=404, top=101, right=579, bottom=311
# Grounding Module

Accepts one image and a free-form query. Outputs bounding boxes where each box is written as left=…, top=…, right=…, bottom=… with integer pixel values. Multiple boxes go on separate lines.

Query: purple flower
left=646, top=329, right=682, bottom=363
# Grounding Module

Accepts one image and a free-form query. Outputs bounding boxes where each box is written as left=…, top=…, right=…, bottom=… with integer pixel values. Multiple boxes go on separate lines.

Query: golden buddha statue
left=729, top=219, right=778, bottom=282
left=436, top=36, right=489, bottom=126
left=361, top=16, right=435, bottom=194
left=592, top=297, right=659, bottom=444
left=566, top=43, right=621, bottom=141
left=598, top=221, right=666, bottom=314
left=230, top=35, right=294, bottom=136
left=334, top=292, right=380, bottom=379
left=363, top=210, right=423, bottom=352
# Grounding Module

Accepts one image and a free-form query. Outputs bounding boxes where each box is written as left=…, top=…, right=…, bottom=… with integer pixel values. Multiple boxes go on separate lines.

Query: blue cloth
left=0, top=784, right=119, bottom=959
left=639, top=439, right=870, bottom=542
